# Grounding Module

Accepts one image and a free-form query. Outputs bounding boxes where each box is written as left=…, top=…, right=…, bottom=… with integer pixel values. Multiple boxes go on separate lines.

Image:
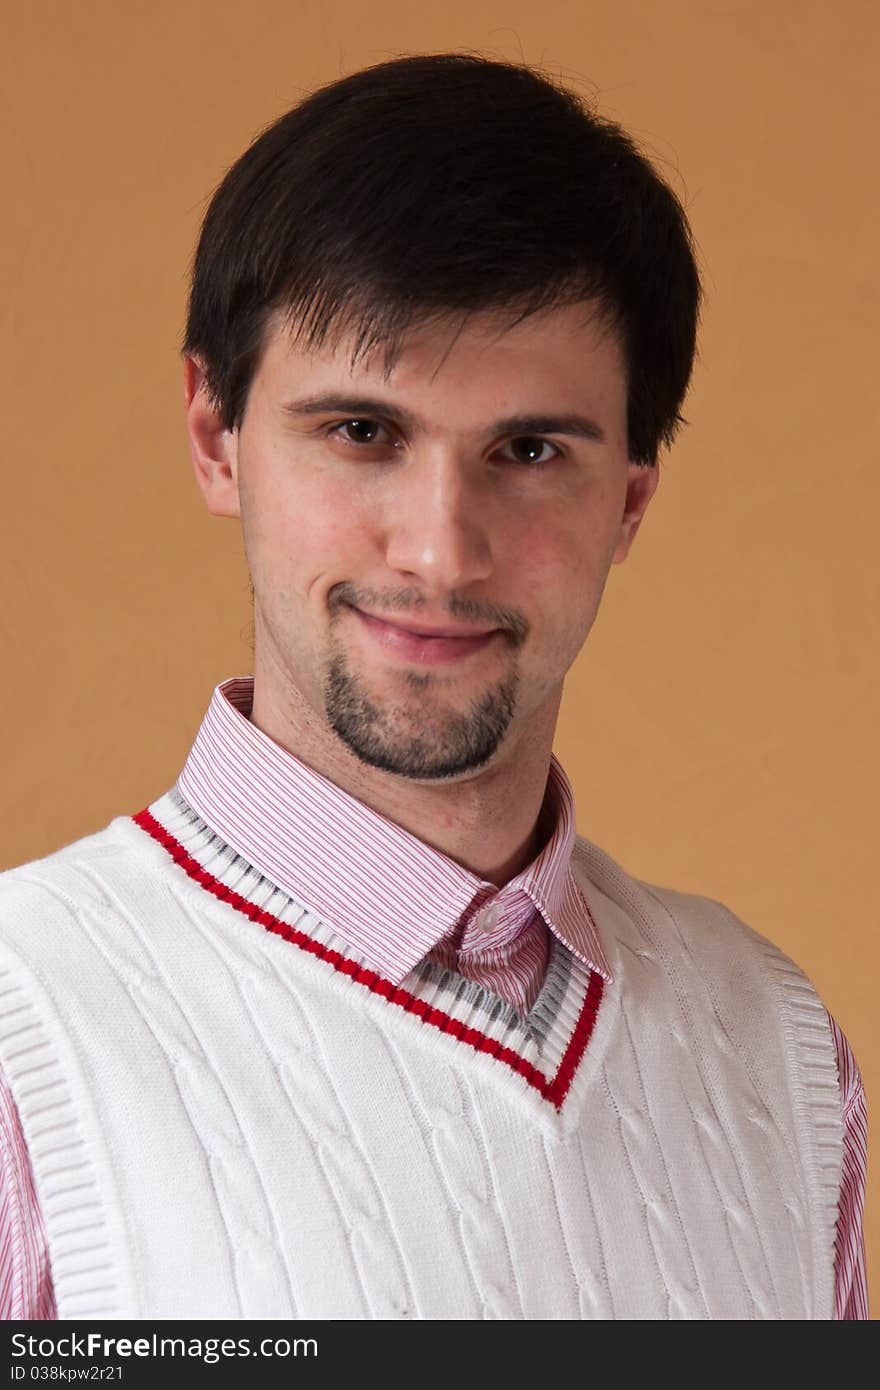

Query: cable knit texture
left=0, top=787, right=843, bottom=1320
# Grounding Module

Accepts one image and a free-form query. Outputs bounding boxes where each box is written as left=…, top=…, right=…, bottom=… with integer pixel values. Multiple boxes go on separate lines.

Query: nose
left=383, top=448, right=494, bottom=592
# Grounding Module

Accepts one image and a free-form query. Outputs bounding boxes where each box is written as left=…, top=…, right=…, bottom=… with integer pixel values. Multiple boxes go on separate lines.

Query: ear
left=610, top=458, right=661, bottom=564
left=183, top=354, right=241, bottom=518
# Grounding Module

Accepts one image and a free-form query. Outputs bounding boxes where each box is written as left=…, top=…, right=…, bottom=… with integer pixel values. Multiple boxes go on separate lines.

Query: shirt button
left=480, top=905, right=500, bottom=932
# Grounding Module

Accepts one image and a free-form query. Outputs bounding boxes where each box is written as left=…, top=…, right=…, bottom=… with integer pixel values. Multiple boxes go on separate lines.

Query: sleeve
left=827, top=1010, right=869, bottom=1320
left=0, top=1063, right=56, bottom=1320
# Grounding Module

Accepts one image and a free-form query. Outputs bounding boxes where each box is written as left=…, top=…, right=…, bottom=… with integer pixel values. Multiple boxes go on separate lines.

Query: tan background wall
left=2, top=0, right=876, bottom=1312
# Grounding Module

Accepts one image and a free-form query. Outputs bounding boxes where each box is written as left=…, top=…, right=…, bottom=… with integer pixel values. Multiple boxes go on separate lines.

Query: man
left=0, top=51, right=867, bottom=1320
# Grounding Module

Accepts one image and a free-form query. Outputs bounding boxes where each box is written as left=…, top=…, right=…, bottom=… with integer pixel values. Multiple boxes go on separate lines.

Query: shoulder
left=571, top=830, right=801, bottom=982
left=0, top=814, right=151, bottom=948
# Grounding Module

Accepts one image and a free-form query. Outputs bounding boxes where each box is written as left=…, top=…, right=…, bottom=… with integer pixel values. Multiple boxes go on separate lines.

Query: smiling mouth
left=349, top=606, right=501, bottom=665
left=354, top=608, right=498, bottom=639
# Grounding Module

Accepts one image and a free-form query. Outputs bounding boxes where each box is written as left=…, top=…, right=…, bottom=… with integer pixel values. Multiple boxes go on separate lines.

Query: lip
left=350, top=607, right=500, bottom=665
left=356, top=610, right=496, bottom=639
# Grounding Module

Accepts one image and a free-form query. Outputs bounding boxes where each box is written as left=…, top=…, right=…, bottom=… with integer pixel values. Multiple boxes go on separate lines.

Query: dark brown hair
left=183, top=51, right=702, bottom=467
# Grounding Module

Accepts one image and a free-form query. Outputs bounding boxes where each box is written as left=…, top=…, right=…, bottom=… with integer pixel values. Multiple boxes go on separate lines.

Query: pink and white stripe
left=831, top=1019, right=870, bottom=1318
left=177, top=676, right=613, bottom=1015
left=0, top=675, right=868, bottom=1318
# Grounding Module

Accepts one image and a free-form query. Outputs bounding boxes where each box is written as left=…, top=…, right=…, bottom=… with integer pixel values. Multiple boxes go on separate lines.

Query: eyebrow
left=279, top=392, right=607, bottom=444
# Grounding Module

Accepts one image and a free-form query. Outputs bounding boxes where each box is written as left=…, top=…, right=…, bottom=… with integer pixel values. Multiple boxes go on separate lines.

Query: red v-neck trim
left=132, top=806, right=605, bottom=1112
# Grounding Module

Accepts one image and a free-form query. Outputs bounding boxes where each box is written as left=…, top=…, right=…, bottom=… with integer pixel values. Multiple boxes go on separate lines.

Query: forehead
left=257, top=299, right=627, bottom=395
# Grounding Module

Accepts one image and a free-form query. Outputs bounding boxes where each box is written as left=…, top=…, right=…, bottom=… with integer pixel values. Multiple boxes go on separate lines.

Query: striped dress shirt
left=0, top=675, right=868, bottom=1318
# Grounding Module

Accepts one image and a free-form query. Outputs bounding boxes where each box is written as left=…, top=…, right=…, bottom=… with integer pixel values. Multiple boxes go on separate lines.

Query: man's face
left=193, top=301, right=657, bottom=782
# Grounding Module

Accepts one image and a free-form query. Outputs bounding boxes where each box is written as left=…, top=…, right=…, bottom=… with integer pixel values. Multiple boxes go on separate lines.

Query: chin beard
left=322, top=649, right=519, bottom=780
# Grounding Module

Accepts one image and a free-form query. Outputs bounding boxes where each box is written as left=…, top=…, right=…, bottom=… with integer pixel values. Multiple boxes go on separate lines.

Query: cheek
left=519, top=510, right=604, bottom=598
left=515, top=507, right=615, bottom=659
left=244, top=461, right=367, bottom=571
left=272, top=485, right=381, bottom=617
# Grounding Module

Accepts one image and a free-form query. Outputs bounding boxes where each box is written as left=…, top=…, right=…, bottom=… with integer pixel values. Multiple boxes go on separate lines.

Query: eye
left=328, top=418, right=395, bottom=447
left=498, top=437, right=561, bottom=467
left=325, top=418, right=561, bottom=467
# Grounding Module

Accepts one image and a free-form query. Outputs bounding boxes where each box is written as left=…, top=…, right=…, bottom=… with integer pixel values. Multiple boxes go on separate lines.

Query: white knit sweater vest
left=0, top=787, right=843, bottom=1320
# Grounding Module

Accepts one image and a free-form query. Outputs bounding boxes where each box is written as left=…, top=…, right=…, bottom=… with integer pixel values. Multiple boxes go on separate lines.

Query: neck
left=248, top=661, right=562, bottom=887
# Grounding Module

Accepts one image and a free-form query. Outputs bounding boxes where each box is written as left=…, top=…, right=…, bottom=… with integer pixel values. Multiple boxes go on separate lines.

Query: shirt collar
left=176, top=675, right=612, bottom=985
